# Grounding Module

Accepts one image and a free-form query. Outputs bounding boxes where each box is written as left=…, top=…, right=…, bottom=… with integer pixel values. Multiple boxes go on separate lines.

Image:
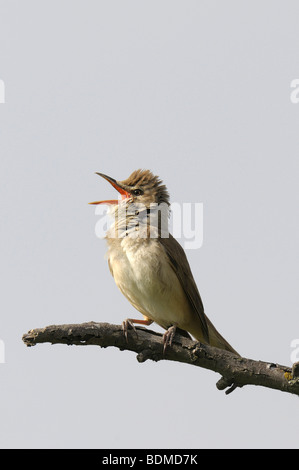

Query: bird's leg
left=163, top=324, right=177, bottom=354
left=122, top=318, right=153, bottom=342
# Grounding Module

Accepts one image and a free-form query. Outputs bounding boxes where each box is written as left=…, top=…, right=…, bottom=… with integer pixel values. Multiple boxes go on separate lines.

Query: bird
left=90, top=169, right=239, bottom=355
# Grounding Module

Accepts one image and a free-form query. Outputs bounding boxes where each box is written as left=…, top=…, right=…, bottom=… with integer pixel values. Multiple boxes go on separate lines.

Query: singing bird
left=90, top=169, right=239, bottom=355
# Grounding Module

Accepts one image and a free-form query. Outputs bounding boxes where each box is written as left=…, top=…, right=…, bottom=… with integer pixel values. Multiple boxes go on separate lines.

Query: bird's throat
left=106, top=201, right=169, bottom=240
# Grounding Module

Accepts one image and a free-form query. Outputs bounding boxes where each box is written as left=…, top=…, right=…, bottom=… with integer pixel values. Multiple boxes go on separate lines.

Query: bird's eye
left=131, top=189, right=143, bottom=196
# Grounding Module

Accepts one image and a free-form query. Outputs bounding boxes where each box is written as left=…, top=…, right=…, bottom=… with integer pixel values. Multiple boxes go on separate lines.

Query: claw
left=122, top=319, right=138, bottom=342
left=163, top=325, right=177, bottom=354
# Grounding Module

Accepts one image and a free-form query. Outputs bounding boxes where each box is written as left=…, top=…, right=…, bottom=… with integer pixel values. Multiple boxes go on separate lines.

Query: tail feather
left=189, top=315, right=240, bottom=356
left=205, top=317, right=239, bottom=356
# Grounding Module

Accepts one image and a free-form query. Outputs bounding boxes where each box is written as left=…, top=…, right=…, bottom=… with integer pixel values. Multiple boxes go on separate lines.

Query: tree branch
left=22, top=321, right=299, bottom=396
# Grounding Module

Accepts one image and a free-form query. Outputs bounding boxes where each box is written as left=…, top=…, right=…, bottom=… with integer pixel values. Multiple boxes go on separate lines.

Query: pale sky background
left=1, top=0, right=299, bottom=449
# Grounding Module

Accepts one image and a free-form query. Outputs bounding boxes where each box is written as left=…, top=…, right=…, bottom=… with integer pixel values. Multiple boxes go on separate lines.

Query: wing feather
left=159, top=235, right=209, bottom=342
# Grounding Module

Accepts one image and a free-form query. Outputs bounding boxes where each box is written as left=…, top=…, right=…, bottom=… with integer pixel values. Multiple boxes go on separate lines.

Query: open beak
left=89, top=172, right=131, bottom=205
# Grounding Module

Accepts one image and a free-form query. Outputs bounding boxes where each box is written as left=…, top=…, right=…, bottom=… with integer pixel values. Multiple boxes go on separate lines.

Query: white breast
left=106, top=237, right=192, bottom=331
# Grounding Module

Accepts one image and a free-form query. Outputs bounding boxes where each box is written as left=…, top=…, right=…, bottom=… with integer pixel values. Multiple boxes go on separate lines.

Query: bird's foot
left=163, top=325, right=177, bottom=354
left=122, top=319, right=138, bottom=342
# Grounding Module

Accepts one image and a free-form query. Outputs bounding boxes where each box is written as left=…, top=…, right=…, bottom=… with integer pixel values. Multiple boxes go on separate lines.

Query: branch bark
left=22, top=321, right=299, bottom=396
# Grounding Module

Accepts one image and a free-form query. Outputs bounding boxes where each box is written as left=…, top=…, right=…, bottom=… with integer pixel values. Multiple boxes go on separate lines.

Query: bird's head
left=89, top=169, right=170, bottom=208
